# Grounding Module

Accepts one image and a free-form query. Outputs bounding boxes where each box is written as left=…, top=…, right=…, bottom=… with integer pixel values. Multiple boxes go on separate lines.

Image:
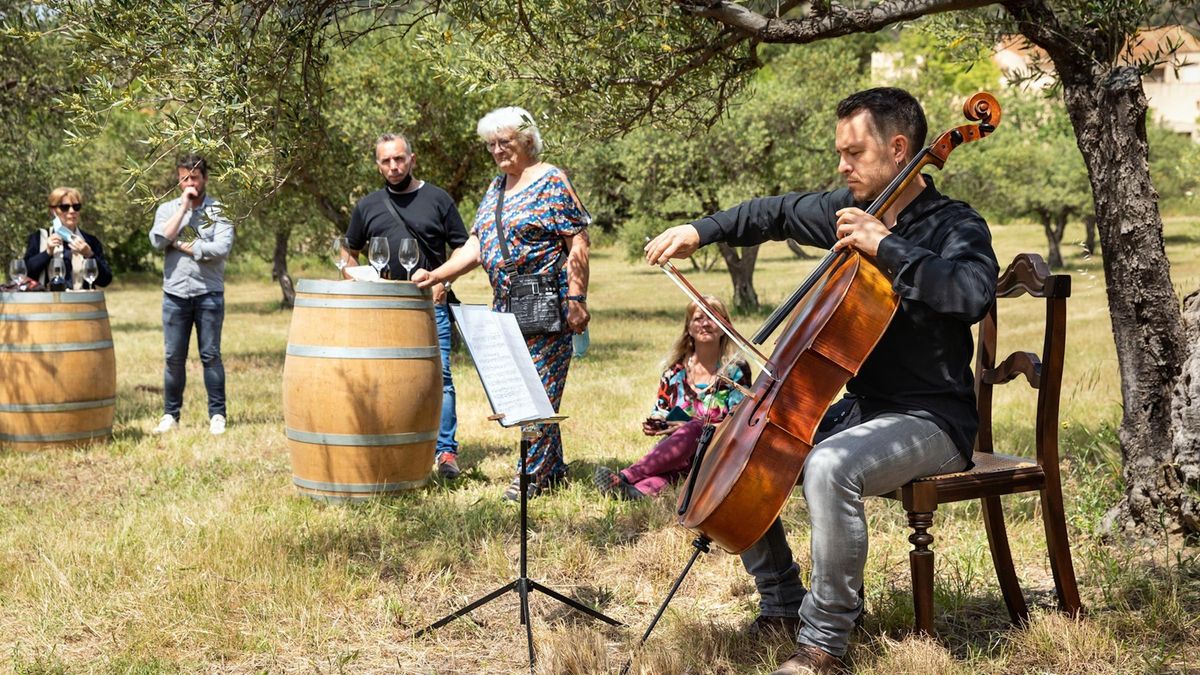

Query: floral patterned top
left=652, top=359, right=751, bottom=423
left=471, top=167, right=588, bottom=314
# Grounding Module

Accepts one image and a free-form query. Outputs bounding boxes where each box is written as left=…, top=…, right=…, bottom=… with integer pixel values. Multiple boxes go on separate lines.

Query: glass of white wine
left=82, top=258, right=99, bottom=289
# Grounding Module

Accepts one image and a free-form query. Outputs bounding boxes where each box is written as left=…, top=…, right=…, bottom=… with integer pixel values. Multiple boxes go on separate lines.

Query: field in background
left=2, top=221, right=1199, bottom=673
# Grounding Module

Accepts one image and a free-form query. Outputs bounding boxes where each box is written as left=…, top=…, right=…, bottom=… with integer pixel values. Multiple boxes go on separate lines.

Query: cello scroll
left=926, top=92, right=1001, bottom=167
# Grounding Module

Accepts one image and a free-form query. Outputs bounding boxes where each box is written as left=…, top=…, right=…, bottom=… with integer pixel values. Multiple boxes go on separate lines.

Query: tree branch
left=678, top=0, right=998, bottom=43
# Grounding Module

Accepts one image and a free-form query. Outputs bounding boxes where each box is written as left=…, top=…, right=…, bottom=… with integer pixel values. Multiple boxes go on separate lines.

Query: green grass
left=2, top=220, right=1200, bottom=673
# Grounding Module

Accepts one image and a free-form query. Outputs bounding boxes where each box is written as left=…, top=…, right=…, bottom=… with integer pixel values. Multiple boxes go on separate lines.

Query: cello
left=663, top=92, right=1003, bottom=554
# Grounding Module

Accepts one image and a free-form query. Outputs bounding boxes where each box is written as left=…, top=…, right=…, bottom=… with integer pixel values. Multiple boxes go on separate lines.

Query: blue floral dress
left=472, top=167, right=588, bottom=486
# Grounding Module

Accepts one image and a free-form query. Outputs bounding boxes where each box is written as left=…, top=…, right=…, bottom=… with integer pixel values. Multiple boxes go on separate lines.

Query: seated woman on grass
left=594, top=295, right=750, bottom=500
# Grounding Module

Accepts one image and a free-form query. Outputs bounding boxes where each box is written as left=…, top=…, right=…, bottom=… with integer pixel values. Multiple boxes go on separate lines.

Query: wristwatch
left=442, top=280, right=452, bottom=291
left=566, top=294, right=587, bottom=303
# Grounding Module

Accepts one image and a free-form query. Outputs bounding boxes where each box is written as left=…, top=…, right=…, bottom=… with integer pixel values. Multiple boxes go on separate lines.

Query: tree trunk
left=1038, top=209, right=1065, bottom=268
left=1083, top=213, right=1097, bottom=257
left=273, top=227, right=295, bottom=308
left=1059, top=69, right=1196, bottom=537
left=786, top=239, right=814, bottom=259
left=1169, top=290, right=1200, bottom=534
left=716, top=242, right=759, bottom=311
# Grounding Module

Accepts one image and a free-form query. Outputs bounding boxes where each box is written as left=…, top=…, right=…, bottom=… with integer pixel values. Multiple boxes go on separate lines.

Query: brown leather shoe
left=744, top=613, right=804, bottom=639
left=770, top=643, right=845, bottom=674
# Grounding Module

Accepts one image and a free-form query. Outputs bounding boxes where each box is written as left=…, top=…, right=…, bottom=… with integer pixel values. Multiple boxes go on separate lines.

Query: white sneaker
left=209, top=414, right=227, bottom=436
left=152, top=414, right=178, bottom=435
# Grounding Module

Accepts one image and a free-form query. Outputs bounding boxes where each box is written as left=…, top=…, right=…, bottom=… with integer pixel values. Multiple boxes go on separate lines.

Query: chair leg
left=981, top=495, right=1029, bottom=625
left=1041, top=480, right=1083, bottom=617
left=907, top=506, right=936, bottom=635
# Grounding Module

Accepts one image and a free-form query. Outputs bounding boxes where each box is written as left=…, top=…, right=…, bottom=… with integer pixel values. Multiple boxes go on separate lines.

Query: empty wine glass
left=82, top=258, right=99, bottom=289
left=397, top=238, right=419, bottom=280
left=8, top=258, right=27, bottom=286
left=332, top=235, right=349, bottom=279
left=368, top=236, right=390, bottom=280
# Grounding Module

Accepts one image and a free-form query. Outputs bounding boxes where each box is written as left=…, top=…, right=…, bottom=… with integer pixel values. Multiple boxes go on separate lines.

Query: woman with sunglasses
left=23, top=187, right=113, bottom=289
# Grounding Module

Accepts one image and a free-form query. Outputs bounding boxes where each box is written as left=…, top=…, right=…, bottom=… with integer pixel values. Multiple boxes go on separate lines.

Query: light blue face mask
left=51, top=216, right=74, bottom=243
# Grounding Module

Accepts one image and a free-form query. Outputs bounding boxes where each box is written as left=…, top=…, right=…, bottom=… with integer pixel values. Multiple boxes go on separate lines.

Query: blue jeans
left=162, top=291, right=226, bottom=419
left=435, top=303, right=458, bottom=456
left=740, top=409, right=967, bottom=657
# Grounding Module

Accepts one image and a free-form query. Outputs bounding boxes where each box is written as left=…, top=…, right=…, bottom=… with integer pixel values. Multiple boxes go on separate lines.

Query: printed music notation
left=450, top=304, right=556, bottom=427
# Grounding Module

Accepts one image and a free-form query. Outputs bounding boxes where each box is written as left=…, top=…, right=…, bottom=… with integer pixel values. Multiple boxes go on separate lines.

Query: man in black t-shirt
left=342, top=133, right=470, bottom=479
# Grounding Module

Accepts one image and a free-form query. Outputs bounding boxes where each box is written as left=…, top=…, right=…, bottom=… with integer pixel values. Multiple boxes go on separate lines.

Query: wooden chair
left=879, top=252, right=1083, bottom=634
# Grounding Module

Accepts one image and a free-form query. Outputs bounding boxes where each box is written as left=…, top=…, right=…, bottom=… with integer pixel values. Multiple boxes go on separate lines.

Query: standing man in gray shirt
left=148, top=154, right=236, bottom=436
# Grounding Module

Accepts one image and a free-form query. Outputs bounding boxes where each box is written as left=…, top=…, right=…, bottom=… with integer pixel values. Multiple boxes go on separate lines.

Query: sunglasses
left=55, top=203, right=83, bottom=212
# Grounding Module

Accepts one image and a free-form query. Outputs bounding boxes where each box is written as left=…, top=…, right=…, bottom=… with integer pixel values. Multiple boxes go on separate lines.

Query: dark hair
left=176, top=153, right=208, bottom=177
left=836, top=88, right=927, bottom=160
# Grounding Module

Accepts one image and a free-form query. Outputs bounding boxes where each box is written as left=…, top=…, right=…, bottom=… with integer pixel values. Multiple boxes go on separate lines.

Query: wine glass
left=397, top=238, right=419, bottom=280
left=368, top=236, right=390, bottom=280
left=332, top=235, right=349, bottom=279
left=8, top=259, right=27, bottom=286
left=82, top=258, right=99, bottom=289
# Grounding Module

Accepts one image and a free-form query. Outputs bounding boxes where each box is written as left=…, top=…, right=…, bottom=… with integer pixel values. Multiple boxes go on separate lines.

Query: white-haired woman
left=414, top=106, right=590, bottom=501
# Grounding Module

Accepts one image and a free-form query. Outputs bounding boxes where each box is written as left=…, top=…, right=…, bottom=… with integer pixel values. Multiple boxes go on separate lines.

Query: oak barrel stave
left=282, top=280, right=442, bottom=502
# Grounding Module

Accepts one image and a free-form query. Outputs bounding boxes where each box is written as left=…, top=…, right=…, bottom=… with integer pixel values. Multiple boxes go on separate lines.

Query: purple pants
left=620, top=418, right=707, bottom=496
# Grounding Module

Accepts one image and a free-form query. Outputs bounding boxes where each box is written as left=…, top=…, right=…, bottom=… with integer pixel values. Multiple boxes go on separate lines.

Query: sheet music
left=451, top=305, right=556, bottom=427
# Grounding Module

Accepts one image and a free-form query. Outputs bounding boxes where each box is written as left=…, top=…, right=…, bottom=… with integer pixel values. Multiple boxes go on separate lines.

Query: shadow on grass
left=110, top=321, right=161, bottom=333
left=604, top=307, right=691, bottom=324
left=1164, top=231, right=1199, bottom=247
left=224, top=349, right=286, bottom=372
left=226, top=299, right=288, bottom=315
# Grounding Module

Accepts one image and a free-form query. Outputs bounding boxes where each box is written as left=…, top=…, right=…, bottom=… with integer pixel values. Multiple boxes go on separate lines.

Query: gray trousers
left=740, top=408, right=967, bottom=657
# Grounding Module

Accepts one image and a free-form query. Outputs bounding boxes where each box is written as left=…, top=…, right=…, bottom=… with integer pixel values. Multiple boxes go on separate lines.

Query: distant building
left=995, top=27, right=1200, bottom=140
left=874, top=26, right=1200, bottom=141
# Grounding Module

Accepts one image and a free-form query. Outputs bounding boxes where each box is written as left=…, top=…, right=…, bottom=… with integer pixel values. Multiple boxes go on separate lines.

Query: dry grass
left=2, top=221, right=1200, bottom=673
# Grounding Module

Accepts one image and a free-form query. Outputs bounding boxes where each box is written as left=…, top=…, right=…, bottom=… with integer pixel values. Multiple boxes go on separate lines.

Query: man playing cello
left=645, top=87, right=999, bottom=673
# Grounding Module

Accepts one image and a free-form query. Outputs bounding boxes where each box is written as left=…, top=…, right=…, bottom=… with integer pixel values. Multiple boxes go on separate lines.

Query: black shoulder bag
left=494, top=178, right=564, bottom=336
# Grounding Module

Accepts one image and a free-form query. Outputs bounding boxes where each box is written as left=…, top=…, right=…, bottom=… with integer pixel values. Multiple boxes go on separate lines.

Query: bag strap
left=381, top=192, right=430, bottom=279
left=493, top=177, right=518, bottom=273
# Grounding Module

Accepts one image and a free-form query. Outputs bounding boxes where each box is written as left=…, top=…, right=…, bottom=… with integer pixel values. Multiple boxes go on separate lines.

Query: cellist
left=645, top=87, right=1000, bottom=674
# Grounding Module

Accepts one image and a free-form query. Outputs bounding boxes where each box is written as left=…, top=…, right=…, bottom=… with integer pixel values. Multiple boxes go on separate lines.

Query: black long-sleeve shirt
left=692, top=176, right=998, bottom=458
left=24, top=228, right=114, bottom=289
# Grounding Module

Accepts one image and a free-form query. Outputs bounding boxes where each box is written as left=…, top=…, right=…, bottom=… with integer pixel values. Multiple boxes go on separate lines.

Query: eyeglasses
left=485, top=137, right=518, bottom=151
left=55, top=203, right=82, bottom=212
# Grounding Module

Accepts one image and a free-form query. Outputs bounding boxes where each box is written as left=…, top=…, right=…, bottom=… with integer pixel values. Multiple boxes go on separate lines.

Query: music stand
left=415, top=306, right=622, bottom=672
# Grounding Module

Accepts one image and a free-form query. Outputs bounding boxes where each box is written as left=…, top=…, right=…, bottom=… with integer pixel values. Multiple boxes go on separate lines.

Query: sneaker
left=152, top=414, right=178, bottom=435
left=436, top=452, right=461, bottom=479
left=744, top=613, right=804, bottom=639
left=593, top=466, right=646, bottom=501
left=209, top=414, right=226, bottom=435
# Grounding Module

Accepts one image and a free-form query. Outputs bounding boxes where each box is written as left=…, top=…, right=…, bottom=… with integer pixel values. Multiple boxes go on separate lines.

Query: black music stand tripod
left=415, top=419, right=623, bottom=672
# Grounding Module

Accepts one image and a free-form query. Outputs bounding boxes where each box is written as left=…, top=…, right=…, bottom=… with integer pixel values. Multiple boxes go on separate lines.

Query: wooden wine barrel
left=0, top=291, right=117, bottom=451
left=282, top=280, right=442, bottom=502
